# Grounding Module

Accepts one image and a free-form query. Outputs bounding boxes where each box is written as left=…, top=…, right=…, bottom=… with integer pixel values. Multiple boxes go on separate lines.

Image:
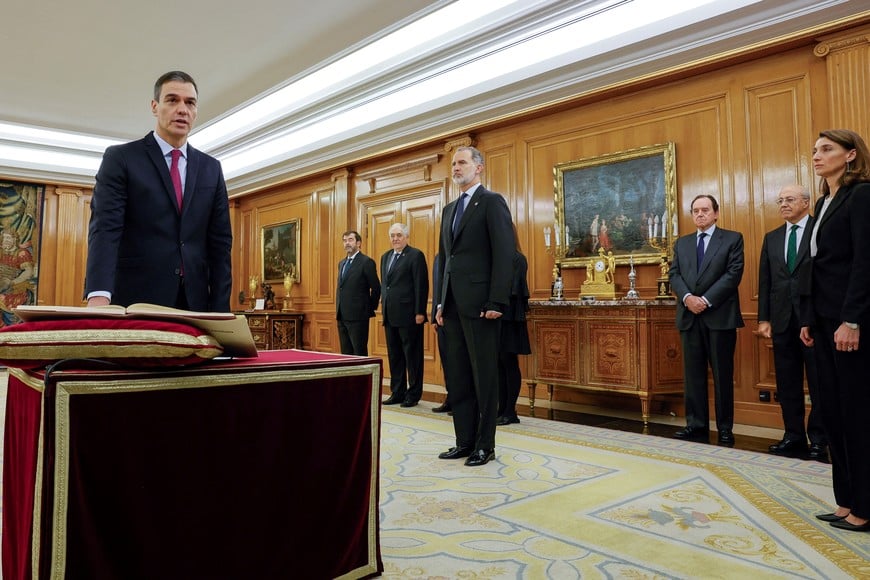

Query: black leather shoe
left=718, top=430, right=735, bottom=446
left=768, top=438, right=807, bottom=457
left=830, top=519, right=870, bottom=532
left=816, top=512, right=848, bottom=522
left=438, top=446, right=472, bottom=460
left=400, top=400, right=418, bottom=408
left=464, top=449, right=495, bottom=466
left=383, top=394, right=405, bottom=405
left=432, top=402, right=451, bottom=413
left=808, top=443, right=829, bottom=463
left=497, top=415, right=520, bottom=426
left=673, top=427, right=708, bottom=442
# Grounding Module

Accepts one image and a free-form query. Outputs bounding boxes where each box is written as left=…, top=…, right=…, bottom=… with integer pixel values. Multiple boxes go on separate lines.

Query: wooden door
left=362, top=186, right=444, bottom=386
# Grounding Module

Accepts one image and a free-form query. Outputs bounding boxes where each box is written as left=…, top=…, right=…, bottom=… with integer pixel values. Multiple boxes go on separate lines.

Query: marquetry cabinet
left=527, top=300, right=683, bottom=423
left=235, top=311, right=304, bottom=350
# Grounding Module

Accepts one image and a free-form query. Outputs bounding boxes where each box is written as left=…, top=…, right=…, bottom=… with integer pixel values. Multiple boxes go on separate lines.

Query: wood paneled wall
left=19, top=20, right=870, bottom=428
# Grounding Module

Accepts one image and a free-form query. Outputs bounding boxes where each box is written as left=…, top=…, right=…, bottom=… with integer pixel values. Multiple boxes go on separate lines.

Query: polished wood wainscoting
left=527, top=300, right=683, bottom=424
left=236, top=311, right=305, bottom=350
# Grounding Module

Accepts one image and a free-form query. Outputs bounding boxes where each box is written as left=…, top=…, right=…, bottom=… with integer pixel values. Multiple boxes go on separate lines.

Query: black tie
left=452, top=193, right=468, bottom=236
left=697, top=232, right=707, bottom=268
left=341, top=258, right=353, bottom=280
left=388, top=252, right=400, bottom=272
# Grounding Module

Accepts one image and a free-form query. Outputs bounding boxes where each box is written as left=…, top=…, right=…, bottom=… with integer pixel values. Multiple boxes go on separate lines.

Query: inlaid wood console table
left=527, top=299, right=684, bottom=424
left=235, top=311, right=304, bottom=350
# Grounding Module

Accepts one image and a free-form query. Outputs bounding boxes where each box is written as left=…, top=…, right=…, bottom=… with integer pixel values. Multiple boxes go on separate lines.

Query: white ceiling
left=1, top=0, right=868, bottom=194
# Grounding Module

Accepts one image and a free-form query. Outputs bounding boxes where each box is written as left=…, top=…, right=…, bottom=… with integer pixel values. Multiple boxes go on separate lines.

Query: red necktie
left=170, top=149, right=183, bottom=212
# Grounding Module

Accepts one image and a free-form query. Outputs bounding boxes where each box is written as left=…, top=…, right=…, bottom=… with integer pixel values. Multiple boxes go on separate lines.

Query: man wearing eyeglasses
left=758, top=184, right=828, bottom=462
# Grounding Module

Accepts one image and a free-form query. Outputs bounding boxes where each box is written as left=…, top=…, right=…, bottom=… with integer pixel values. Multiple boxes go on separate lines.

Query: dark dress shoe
left=768, top=438, right=808, bottom=457
left=816, top=512, right=848, bottom=522
left=717, top=430, right=735, bottom=446
left=400, top=400, right=418, bottom=408
left=673, top=427, right=708, bottom=441
left=432, top=402, right=451, bottom=413
left=808, top=443, right=829, bottom=463
left=383, top=394, right=405, bottom=405
left=464, top=449, right=495, bottom=466
left=438, top=446, right=472, bottom=460
left=830, top=519, right=870, bottom=532
left=497, top=415, right=520, bottom=426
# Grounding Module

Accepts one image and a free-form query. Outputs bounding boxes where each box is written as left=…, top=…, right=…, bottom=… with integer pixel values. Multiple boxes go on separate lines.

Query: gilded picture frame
left=261, top=218, right=300, bottom=283
left=553, top=142, right=677, bottom=267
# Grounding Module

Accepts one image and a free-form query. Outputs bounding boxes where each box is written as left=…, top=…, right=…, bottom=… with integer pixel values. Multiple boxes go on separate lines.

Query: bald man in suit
left=669, top=194, right=744, bottom=446
left=86, top=71, right=232, bottom=311
left=758, top=184, right=826, bottom=461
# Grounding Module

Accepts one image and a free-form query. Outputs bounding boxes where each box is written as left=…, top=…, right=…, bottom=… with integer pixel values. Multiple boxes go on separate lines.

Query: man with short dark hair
left=86, top=71, right=232, bottom=311
left=336, top=230, right=380, bottom=355
left=669, top=194, right=744, bottom=446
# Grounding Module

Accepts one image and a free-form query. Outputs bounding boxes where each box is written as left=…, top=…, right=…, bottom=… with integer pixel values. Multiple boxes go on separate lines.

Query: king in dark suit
left=758, top=184, right=826, bottom=460
left=381, top=223, right=429, bottom=407
left=85, top=71, right=232, bottom=311
left=669, top=194, right=744, bottom=445
left=435, top=146, right=514, bottom=467
left=336, top=230, right=381, bottom=356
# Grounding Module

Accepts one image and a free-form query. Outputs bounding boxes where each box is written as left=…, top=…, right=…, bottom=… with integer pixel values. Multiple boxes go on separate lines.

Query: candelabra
left=543, top=224, right=568, bottom=300
left=625, top=254, right=639, bottom=299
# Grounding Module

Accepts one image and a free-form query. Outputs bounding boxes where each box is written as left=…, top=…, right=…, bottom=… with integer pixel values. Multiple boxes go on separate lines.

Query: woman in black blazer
left=800, top=129, right=870, bottom=532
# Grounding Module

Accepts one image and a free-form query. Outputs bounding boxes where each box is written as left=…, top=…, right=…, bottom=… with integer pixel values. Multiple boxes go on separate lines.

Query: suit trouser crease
left=680, top=318, right=736, bottom=431
left=771, top=314, right=825, bottom=443
left=443, top=312, right=501, bottom=451
left=814, top=316, right=870, bottom=517
left=384, top=323, right=424, bottom=401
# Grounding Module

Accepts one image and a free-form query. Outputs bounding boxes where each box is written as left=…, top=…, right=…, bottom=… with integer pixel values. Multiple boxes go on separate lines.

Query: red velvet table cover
left=3, top=350, right=383, bottom=580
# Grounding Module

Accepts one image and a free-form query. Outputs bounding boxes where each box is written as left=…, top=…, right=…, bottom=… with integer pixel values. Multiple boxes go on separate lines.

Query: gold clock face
left=595, top=259, right=606, bottom=272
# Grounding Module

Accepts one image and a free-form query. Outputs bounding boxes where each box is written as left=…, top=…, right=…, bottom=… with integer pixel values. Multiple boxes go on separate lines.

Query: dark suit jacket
left=437, top=187, right=514, bottom=318
left=336, top=253, right=381, bottom=321
left=758, top=217, right=813, bottom=332
left=381, top=245, right=428, bottom=326
left=85, top=133, right=233, bottom=311
left=669, top=226, right=745, bottom=331
left=806, top=182, right=870, bottom=325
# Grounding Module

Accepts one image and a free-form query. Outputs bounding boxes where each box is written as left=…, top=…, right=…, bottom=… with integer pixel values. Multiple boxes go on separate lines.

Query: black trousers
left=813, top=316, right=870, bottom=518
left=680, top=319, right=736, bottom=431
left=384, top=323, right=424, bottom=402
left=771, top=313, right=825, bottom=444
left=337, top=319, right=369, bottom=356
left=442, top=310, right=501, bottom=451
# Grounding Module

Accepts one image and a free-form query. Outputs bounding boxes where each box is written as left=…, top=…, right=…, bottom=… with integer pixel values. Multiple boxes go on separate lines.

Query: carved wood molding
left=814, top=26, right=870, bottom=57
left=52, top=187, right=84, bottom=197
left=443, top=135, right=475, bottom=153
left=355, top=154, right=441, bottom=194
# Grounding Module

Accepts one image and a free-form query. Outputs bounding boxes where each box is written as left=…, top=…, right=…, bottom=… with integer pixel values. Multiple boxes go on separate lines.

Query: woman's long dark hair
left=817, top=129, right=870, bottom=196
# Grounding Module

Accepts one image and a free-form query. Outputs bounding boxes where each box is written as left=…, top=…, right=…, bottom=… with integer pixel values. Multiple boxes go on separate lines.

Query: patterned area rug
left=380, top=403, right=870, bottom=579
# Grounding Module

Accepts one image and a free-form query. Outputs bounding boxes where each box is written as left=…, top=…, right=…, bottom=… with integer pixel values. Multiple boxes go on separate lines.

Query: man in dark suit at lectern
left=669, top=194, right=744, bottom=446
left=336, top=230, right=380, bottom=355
left=435, top=146, right=514, bottom=467
left=758, top=184, right=827, bottom=461
left=85, top=71, right=232, bottom=311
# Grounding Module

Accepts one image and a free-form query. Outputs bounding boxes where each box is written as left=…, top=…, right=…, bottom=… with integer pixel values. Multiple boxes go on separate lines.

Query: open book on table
left=14, top=303, right=258, bottom=358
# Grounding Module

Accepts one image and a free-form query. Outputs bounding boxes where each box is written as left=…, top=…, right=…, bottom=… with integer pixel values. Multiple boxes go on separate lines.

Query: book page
left=125, top=303, right=235, bottom=320
left=14, top=304, right=127, bottom=321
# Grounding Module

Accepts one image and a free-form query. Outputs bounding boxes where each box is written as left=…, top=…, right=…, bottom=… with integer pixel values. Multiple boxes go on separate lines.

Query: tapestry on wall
left=0, top=180, right=44, bottom=327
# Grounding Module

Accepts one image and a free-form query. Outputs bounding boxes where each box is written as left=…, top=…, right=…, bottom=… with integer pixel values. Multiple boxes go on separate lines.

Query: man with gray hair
left=381, top=223, right=429, bottom=407
left=758, top=184, right=827, bottom=461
